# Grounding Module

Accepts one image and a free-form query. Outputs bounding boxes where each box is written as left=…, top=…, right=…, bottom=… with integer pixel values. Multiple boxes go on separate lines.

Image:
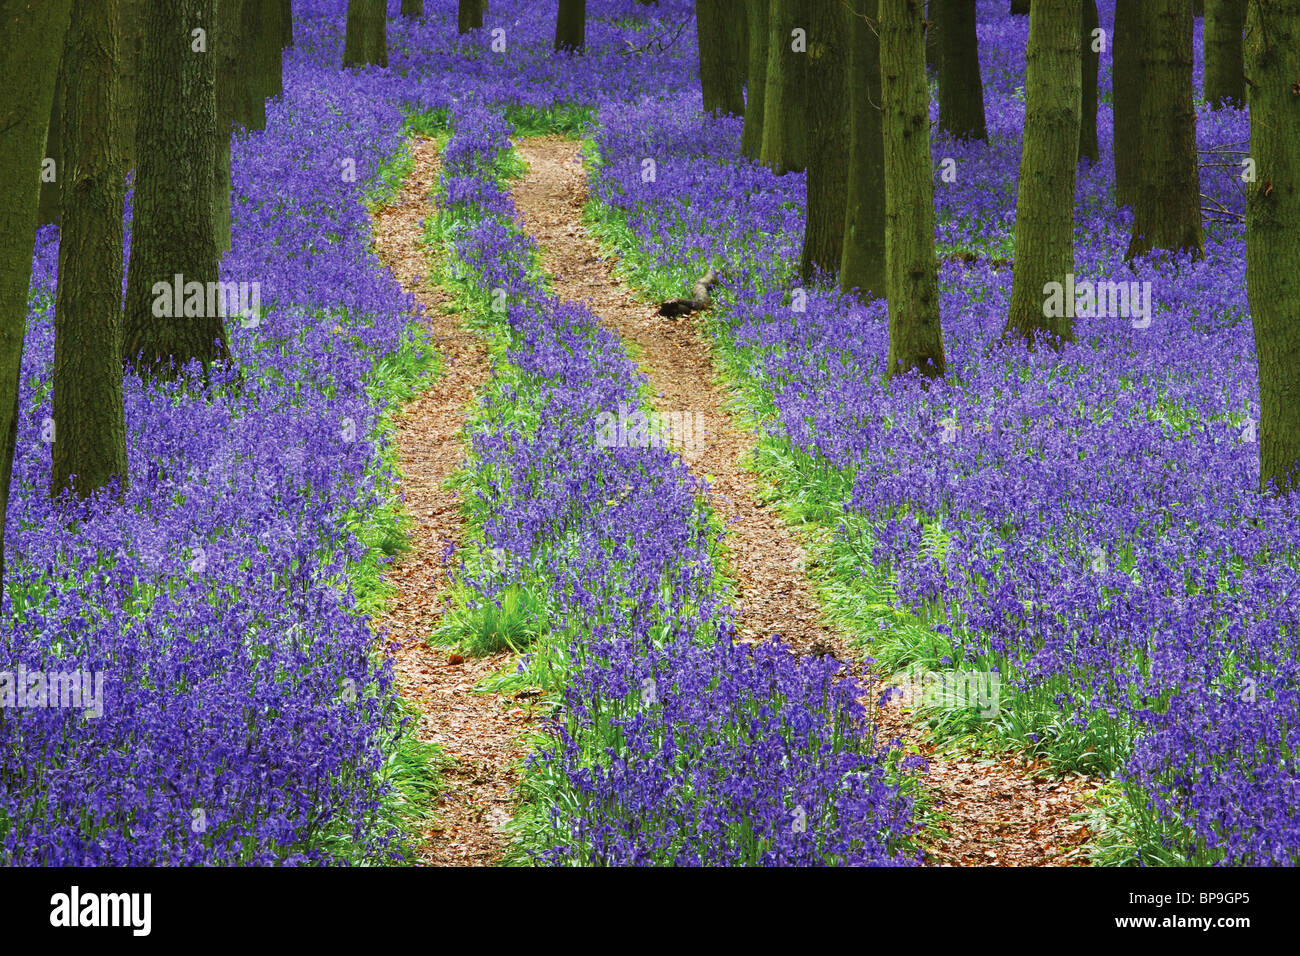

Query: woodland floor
left=373, top=134, right=1105, bottom=866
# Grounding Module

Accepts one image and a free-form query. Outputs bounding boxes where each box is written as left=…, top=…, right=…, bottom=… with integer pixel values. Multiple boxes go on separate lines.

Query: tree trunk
left=841, top=0, right=886, bottom=301
left=1005, top=0, right=1081, bottom=347
left=237, top=0, right=267, bottom=130
left=741, top=0, right=769, bottom=158
left=760, top=0, right=808, bottom=174
left=935, top=0, right=986, bottom=140
left=1246, top=0, right=1300, bottom=494
left=282, top=0, right=294, bottom=46
left=1113, top=0, right=1143, bottom=209
left=1079, top=0, right=1099, bottom=163
left=53, top=0, right=130, bottom=500
left=1204, top=0, right=1245, bottom=106
left=37, top=55, right=67, bottom=225
left=881, top=0, right=945, bottom=378
left=402, top=0, right=423, bottom=17
left=214, top=0, right=246, bottom=255
left=458, top=0, right=483, bottom=32
left=697, top=0, right=746, bottom=115
left=344, top=0, right=388, bottom=67
left=555, top=0, right=586, bottom=52
left=1125, top=0, right=1202, bottom=260
left=119, top=0, right=147, bottom=172
left=1011, top=0, right=1031, bottom=13
left=0, top=0, right=75, bottom=602
left=259, top=0, right=285, bottom=100
left=925, top=1, right=940, bottom=72
left=801, top=0, right=849, bottom=279
left=123, top=0, right=227, bottom=375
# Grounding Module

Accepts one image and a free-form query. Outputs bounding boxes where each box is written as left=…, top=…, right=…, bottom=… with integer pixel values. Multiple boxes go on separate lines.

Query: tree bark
left=0, top=0, right=75, bottom=601
left=236, top=0, right=267, bottom=130
left=555, top=0, right=586, bottom=52
left=1113, top=0, right=1142, bottom=209
left=458, top=0, right=483, bottom=32
left=1005, top=0, right=1081, bottom=347
left=881, top=0, right=945, bottom=378
left=1125, top=0, right=1202, bottom=260
left=53, top=0, right=129, bottom=500
left=344, top=0, right=388, bottom=67
left=801, top=0, right=849, bottom=279
left=37, top=55, right=67, bottom=225
left=925, top=1, right=940, bottom=72
left=935, top=0, right=986, bottom=140
left=1246, top=0, right=1300, bottom=494
left=1204, top=0, right=1245, bottom=106
left=402, top=0, right=424, bottom=17
left=1011, top=0, right=1031, bottom=13
left=282, top=0, right=294, bottom=46
left=119, top=0, right=147, bottom=172
left=1079, top=0, right=1099, bottom=163
left=760, top=0, right=808, bottom=173
left=123, top=0, right=228, bottom=375
left=259, top=0, right=285, bottom=102
left=841, top=0, right=886, bottom=301
left=697, top=0, right=746, bottom=115
left=741, top=0, right=769, bottom=158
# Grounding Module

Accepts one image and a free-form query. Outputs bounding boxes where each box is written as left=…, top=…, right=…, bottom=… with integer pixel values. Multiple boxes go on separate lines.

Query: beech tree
left=458, top=0, right=484, bottom=32
left=740, top=0, right=769, bottom=158
left=801, top=0, right=848, bottom=279
left=881, top=0, right=945, bottom=378
left=1204, top=0, right=1245, bottom=106
left=1246, top=0, right=1300, bottom=493
left=556, top=0, right=586, bottom=52
left=760, top=0, right=808, bottom=174
left=1125, top=0, right=1202, bottom=260
left=53, top=0, right=129, bottom=499
left=1079, top=0, right=1099, bottom=163
left=344, top=0, right=388, bottom=67
left=697, top=0, right=747, bottom=115
left=1005, top=0, right=1081, bottom=346
left=402, top=0, right=424, bottom=17
left=0, top=0, right=75, bottom=600
left=935, top=0, right=986, bottom=140
left=841, top=0, right=886, bottom=301
left=123, top=0, right=228, bottom=374
left=1112, top=0, right=1142, bottom=209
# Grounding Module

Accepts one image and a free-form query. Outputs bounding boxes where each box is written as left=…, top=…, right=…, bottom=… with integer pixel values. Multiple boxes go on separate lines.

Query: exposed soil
left=509, top=134, right=1103, bottom=867
left=369, top=136, right=534, bottom=866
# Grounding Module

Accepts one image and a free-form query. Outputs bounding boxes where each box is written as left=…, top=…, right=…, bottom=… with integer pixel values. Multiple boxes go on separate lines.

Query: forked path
left=510, top=135, right=1101, bottom=867
left=370, top=137, right=533, bottom=865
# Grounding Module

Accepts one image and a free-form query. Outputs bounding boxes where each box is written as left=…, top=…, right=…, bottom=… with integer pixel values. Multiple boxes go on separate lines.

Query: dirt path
left=369, top=137, right=533, bottom=866
left=509, top=135, right=1102, bottom=867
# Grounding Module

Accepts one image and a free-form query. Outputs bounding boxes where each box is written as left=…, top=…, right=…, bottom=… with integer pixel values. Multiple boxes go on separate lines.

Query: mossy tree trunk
left=402, top=0, right=424, bottom=17
left=1011, top=0, right=1031, bottom=13
left=1204, top=0, right=1245, bottom=106
left=881, top=0, right=945, bottom=378
left=925, top=1, right=940, bottom=72
left=1125, top=0, right=1203, bottom=260
left=697, top=0, right=746, bottom=115
left=213, top=0, right=245, bottom=256
left=458, top=0, right=484, bottom=32
left=1079, top=0, right=1099, bottom=163
left=760, top=0, right=808, bottom=173
left=344, top=0, right=388, bottom=67
left=841, top=0, right=886, bottom=301
left=1005, top=0, right=1081, bottom=347
left=37, top=55, right=67, bottom=225
left=1245, top=0, right=1300, bottom=494
left=555, top=0, right=586, bottom=52
left=123, top=0, right=227, bottom=375
left=935, top=0, right=986, bottom=140
left=1113, top=0, right=1143, bottom=209
left=801, top=0, right=849, bottom=279
left=53, top=0, right=129, bottom=500
left=0, top=0, right=75, bottom=601
left=282, top=0, right=294, bottom=45
left=741, top=0, right=769, bottom=158
left=119, top=0, right=147, bottom=172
